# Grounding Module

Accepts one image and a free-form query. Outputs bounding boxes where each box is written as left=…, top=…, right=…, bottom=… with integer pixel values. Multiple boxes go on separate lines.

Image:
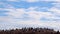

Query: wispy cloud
left=0, top=6, right=60, bottom=30
left=0, top=0, right=60, bottom=31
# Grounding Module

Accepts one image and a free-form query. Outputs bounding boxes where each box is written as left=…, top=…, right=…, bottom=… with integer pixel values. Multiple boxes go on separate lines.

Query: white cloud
left=0, top=7, right=57, bottom=23
left=22, top=0, right=40, bottom=2
left=47, top=2, right=60, bottom=19
left=1, top=7, right=53, bottom=20
left=52, top=2, right=60, bottom=8
left=1, top=8, right=26, bottom=18
left=47, top=4, right=60, bottom=21
left=0, top=6, right=60, bottom=31
left=48, top=7, right=60, bottom=15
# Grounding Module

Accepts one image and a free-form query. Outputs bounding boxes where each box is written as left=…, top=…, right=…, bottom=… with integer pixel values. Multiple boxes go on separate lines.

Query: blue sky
left=0, top=0, right=60, bottom=31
